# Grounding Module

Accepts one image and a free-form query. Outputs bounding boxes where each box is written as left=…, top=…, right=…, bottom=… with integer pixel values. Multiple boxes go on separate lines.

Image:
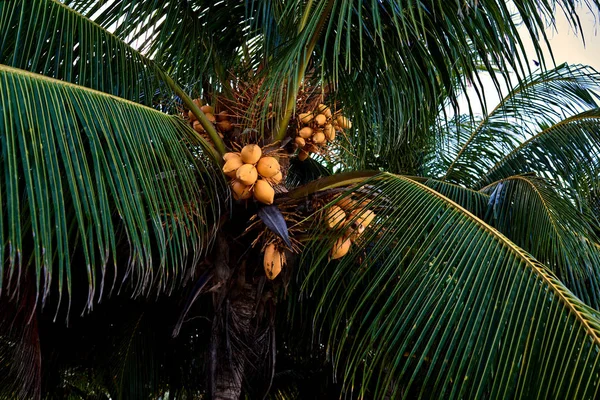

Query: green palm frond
left=302, top=173, right=600, bottom=399
left=285, top=157, right=332, bottom=189
left=0, top=0, right=174, bottom=106
left=432, top=64, right=600, bottom=185
left=0, top=65, right=224, bottom=312
left=423, top=178, right=490, bottom=218
left=64, top=0, right=252, bottom=89
left=482, top=174, right=600, bottom=308
left=475, top=109, right=600, bottom=195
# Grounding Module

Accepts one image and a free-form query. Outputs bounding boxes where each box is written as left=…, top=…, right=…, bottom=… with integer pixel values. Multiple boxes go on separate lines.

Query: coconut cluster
left=222, top=144, right=282, bottom=205
left=186, top=99, right=233, bottom=145
left=325, top=198, right=376, bottom=259
left=295, top=103, right=351, bottom=161
left=263, top=243, right=286, bottom=280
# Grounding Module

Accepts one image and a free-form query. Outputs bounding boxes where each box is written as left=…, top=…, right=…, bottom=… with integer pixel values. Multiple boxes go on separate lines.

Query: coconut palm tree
left=2, top=0, right=600, bottom=399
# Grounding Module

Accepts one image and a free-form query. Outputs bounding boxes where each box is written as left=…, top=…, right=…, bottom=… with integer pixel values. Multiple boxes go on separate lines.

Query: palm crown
left=2, top=1, right=600, bottom=399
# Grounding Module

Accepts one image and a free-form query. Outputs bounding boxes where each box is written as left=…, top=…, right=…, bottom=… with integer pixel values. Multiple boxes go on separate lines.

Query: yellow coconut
left=254, top=179, right=275, bottom=205
left=222, top=156, right=244, bottom=178
left=217, top=120, right=233, bottom=132
left=315, top=114, right=327, bottom=126
left=205, top=113, right=216, bottom=123
left=317, top=104, right=332, bottom=118
left=193, top=120, right=205, bottom=133
left=299, top=127, right=313, bottom=139
left=331, top=237, right=352, bottom=259
left=326, top=206, right=346, bottom=229
left=236, top=164, right=258, bottom=185
left=299, top=112, right=313, bottom=124
left=241, top=144, right=262, bottom=164
left=201, top=105, right=214, bottom=115
left=193, top=98, right=202, bottom=108
left=298, top=150, right=310, bottom=161
left=295, top=137, right=306, bottom=147
left=350, top=209, right=376, bottom=229
left=268, top=171, right=283, bottom=185
left=337, top=197, right=356, bottom=210
left=264, top=243, right=285, bottom=280
left=188, top=110, right=198, bottom=122
left=324, top=124, right=335, bottom=140
left=231, top=180, right=252, bottom=200
left=313, top=131, right=326, bottom=144
left=257, top=156, right=280, bottom=178
left=336, top=115, right=352, bottom=129
left=348, top=223, right=366, bottom=241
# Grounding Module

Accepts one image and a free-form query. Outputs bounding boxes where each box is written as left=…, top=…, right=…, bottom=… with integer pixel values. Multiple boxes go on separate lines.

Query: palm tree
left=2, top=0, right=600, bottom=399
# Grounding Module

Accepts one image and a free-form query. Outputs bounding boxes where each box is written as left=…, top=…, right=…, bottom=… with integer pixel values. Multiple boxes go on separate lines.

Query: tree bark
left=212, top=282, right=256, bottom=400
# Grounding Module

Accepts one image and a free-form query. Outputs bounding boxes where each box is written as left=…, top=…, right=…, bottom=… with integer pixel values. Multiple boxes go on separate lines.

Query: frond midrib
left=390, top=172, right=600, bottom=346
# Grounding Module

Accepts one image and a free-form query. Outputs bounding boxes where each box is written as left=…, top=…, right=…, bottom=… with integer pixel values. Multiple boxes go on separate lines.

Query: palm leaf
left=434, top=64, right=600, bottom=186
left=424, top=178, right=490, bottom=218
left=64, top=0, right=251, bottom=89
left=0, top=0, right=174, bottom=106
left=301, top=173, right=600, bottom=398
left=475, top=109, right=600, bottom=196
left=481, top=174, right=600, bottom=308
left=0, top=65, right=224, bottom=312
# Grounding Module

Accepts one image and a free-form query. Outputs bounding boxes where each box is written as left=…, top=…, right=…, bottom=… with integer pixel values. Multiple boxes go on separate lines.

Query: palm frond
left=301, top=173, right=600, bottom=398
left=0, top=65, right=224, bottom=312
left=64, top=0, right=251, bottom=90
left=424, top=178, right=490, bottom=218
left=475, top=109, right=600, bottom=196
left=481, top=174, right=600, bottom=308
left=433, top=64, right=600, bottom=186
left=285, top=157, right=332, bottom=189
left=0, top=0, right=174, bottom=106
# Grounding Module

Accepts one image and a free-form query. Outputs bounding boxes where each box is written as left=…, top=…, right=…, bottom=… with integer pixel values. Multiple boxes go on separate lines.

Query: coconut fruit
left=223, top=152, right=240, bottom=162
left=193, top=98, right=202, bottom=108
left=254, top=179, right=275, bottom=205
left=188, top=110, right=198, bottom=122
left=326, top=206, right=346, bottom=229
left=269, top=171, right=283, bottom=185
left=241, top=144, right=262, bottom=164
left=298, top=150, right=310, bottom=161
left=295, top=137, right=306, bottom=147
left=337, top=197, right=356, bottom=210
left=201, top=105, right=214, bottom=115
left=236, top=164, right=258, bottom=185
left=205, top=113, right=216, bottom=123
left=299, top=127, right=313, bottom=139
left=216, top=111, right=229, bottom=122
left=350, top=209, right=376, bottom=229
left=299, top=112, right=313, bottom=124
left=348, top=223, right=366, bottom=241
left=264, top=243, right=285, bottom=280
left=324, top=124, right=335, bottom=140
left=193, top=120, right=205, bottom=133
left=217, top=120, right=233, bottom=132
left=223, top=156, right=244, bottom=178
left=317, top=104, right=332, bottom=118
left=313, top=131, right=326, bottom=144
left=336, top=116, right=352, bottom=129
left=257, top=157, right=280, bottom=178
left=315, top=114, right=327, bottom=126
left=232, top=180, right=252, bottom=200
left=331, top=237, right=352, bottom=259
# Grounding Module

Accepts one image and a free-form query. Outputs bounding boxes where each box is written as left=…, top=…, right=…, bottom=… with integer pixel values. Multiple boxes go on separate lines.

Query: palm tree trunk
left=211, top=281, right=256, bottom=400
